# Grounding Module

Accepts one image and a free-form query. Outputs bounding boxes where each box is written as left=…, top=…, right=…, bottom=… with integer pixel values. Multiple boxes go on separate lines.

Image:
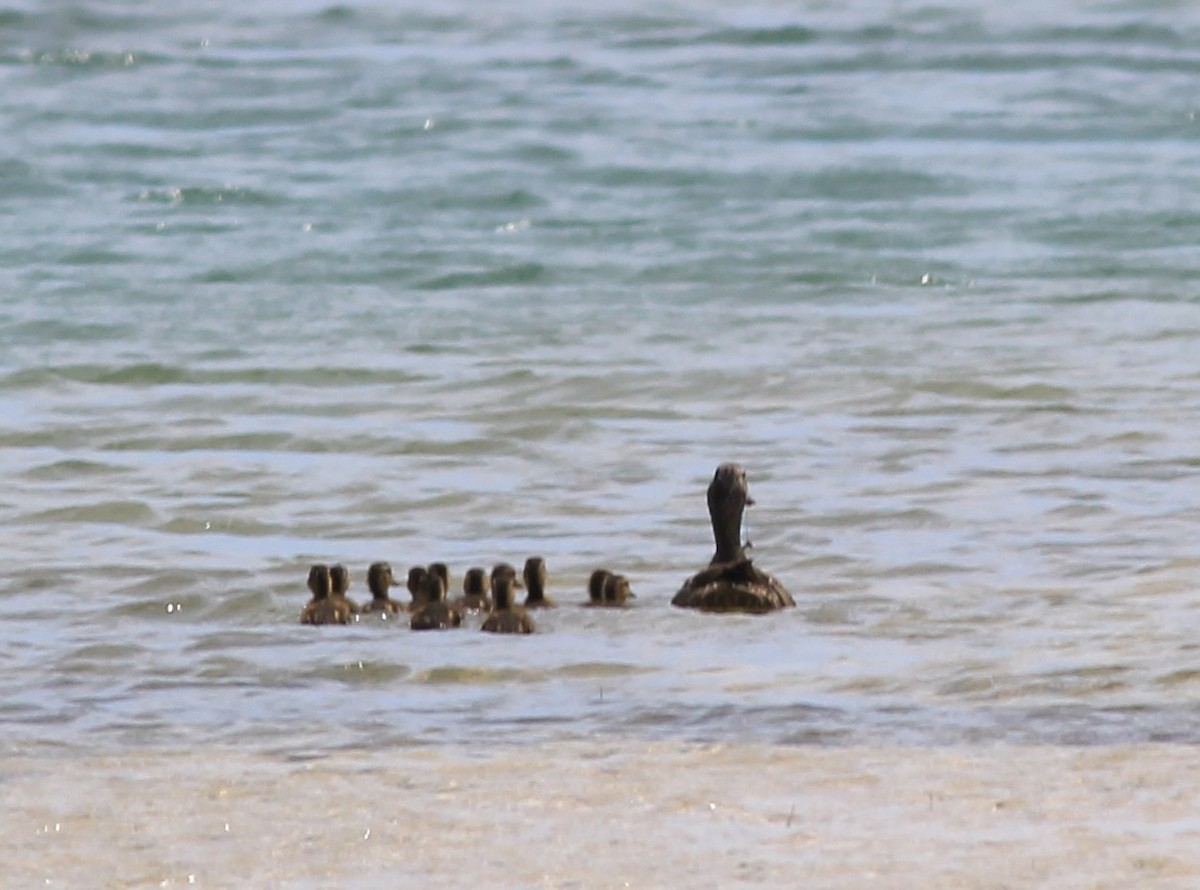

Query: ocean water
left=2, top=0, right=1200, bottom=760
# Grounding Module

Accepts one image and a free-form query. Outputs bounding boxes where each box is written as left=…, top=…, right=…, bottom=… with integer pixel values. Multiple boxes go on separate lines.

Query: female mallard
left=410, top=571, right=462, bottom=630
left=482, top=572, right=535, bottom=634
left=300, top=564, right=353, bottom=625
left=455, top=566, right=492, bottom=612
left=329, top=564, right=360, bottom=613
left=360, top=561, right=401, bottom=615
left=671, top=463, right=795, bottom=614
left=522, top=556, right=555, bottom=609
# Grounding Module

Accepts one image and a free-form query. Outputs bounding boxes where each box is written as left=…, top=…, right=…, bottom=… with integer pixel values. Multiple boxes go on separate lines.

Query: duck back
left=671, top=559, right=794, bottom=614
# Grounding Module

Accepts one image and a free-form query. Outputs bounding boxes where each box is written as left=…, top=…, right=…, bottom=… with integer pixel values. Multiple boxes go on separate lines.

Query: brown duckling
left=410, top=572, right=462, bottom=630
left=671, top=463, right=795, bottom=614
left=586, top=569, right=611, bottom=606
left=522, top=556, right=556, bottom=609
left=300, top=564, right=353, bottom=625
left=455, top=566, right=492, bottom=612
left=407, top=565, right=430, bottom=610
left=427, top=562, right=450, bottom=596
left=360, top=561, right=401, bottom=615
left=603, top=572, right=635, bottom=607
left=482, top=572, right=536, bottom=634
left=328, top=563, right=360, bottom=613
left=490, top=562, right=519, bottom=587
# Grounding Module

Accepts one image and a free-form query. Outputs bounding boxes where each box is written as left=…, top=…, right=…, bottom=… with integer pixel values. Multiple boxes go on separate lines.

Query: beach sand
left=4, top=742, right=1199, bottom=888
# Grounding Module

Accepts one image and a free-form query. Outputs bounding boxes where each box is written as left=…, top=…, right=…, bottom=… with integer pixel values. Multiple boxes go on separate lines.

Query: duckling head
left=523, top=556, right=547, bottom=600
left=463, top=566, right=488, bottom=598
left=491, top=573, right=517, bottom=611
left=604, top=573, right=632, bottom=606
left=367, top=562, right=394, bottom=599
left=307, top=564, right=332, bottom=599
left=329, top=564, right=350, bottom=598
left=588, top=569, right=611, bottom=604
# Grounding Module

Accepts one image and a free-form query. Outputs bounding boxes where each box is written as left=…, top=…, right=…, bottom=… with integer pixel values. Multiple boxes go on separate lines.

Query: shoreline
left=4, top=741, right=1199, bottom=888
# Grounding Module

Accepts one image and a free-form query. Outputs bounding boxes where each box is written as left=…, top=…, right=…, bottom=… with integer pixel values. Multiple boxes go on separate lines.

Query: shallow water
left=2, top=0, right=1200, bottom=760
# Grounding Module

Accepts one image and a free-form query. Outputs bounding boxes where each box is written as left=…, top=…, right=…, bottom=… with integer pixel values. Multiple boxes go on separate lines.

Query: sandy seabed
left=3, top=742, right=1199, bottom=889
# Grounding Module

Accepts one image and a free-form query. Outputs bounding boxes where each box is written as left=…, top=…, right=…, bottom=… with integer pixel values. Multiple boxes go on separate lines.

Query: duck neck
left=709, top=486, right=746, bottom=564
left=494, top=582, right=512, bottom=610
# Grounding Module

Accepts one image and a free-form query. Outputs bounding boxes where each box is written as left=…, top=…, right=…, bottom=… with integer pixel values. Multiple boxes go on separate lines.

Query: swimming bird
left=455, top=566, right=492, bottom=612
left=482, top=572, right=536, bottom=634
left=490, top=562, right=519, bottom=587
left=522, top=556, right=555, bottom=609
left=586, top=569, right=611, bottom=606
left=329, top=563, right=360, bottom=613
left=410, top=572, right=462, bottom=630
left=671, top=463, right=795, bottom=614
left=360, top=561, right=401, bottom=615
left=407, top=565, right=430, bottom=610
left=300, top=564, right=353, bottom=625
left=602, top=573, right=635, bottom=607
left=427, top=562, right=450, bottom=598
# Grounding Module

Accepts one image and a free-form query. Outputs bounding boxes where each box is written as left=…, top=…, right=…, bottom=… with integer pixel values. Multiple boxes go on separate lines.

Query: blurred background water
left=2, top=0, right=1200, bottom=756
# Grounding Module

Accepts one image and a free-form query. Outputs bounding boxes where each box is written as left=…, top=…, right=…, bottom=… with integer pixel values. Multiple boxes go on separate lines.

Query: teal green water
left=2, top=0, right=1200, bottom=754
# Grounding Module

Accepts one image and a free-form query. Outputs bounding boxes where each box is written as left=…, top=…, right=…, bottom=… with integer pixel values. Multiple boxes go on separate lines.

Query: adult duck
left=671, top=463, right=795, bottom=614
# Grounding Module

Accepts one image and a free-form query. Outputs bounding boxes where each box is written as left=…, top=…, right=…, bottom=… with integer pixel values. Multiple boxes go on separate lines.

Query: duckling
left=603, top=572, right=635, bottom=607
left=455, top=566, right=492, bottom=612
left=671, top=463, right=795, bottom=614
left=427, top=562, right=450, bottom=597
left=360, top=561, right=401, bottom=615
left=522, top=556, right=556, bottom=609
left=482, top=572, right=536, bottom=634
left=328, top=563, right=360, bottom=613
left=586, top=569, right=611, bottom=606
left=490, top=562, right=519, bottom=587
left=300, top=564, right=353, bottom=625
left=407, top=565, right=430, bottom=610
left=410, top=572, right=462, bottom=630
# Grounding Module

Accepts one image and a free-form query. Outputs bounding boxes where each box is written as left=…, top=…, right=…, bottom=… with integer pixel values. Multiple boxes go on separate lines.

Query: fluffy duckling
left=603, top=573, right=635, bottom=607
left=586, top=569, right=611, bottom=606
left=490, top=562, right=519, bottom=587
left=522, top=556, right=556, bottom=609
left=360, top=561, right=401, bottom=615
left=455, top=566, right=492, bottom=612
left=300, top=564, right=353, bottom=625
left=671, top=463, right=795, bottom=614
left=407, top=565, right=430, bottom=610
left=328, top=563, right=360, bottom=613
left=482, top=572, right=536, bottom=634
left=410, top=572, right=462, bottom=630
left=427, top=562, right=450, bottom=597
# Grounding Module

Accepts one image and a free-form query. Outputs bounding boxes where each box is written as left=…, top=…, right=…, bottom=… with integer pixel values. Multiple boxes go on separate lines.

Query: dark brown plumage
left=671, top=463, right=795, bottom=614
left=586, top=569, right=611, bottom=606
left=522, top=556, right=555, bottom=609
